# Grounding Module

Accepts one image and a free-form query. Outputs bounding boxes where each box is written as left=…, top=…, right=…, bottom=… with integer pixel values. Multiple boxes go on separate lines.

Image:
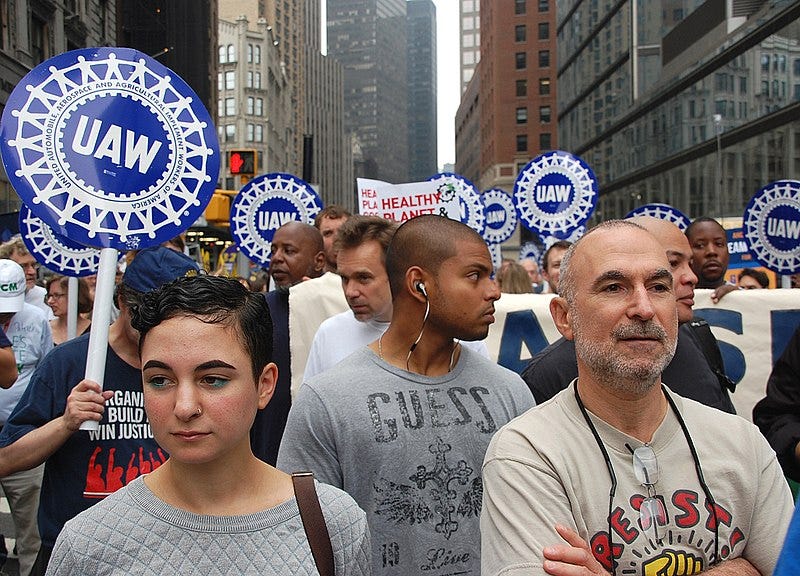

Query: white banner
left=289, top=279, right=800, bottom=422
left=357, top=178, right=460, bottom=222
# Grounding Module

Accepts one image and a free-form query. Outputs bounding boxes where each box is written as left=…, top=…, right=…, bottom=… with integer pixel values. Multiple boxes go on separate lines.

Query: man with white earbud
left=279, top=215, right=534, bottom=576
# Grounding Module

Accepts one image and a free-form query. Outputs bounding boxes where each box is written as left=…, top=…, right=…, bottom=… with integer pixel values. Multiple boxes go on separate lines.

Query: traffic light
left=229, top=150, right=256, bottom=175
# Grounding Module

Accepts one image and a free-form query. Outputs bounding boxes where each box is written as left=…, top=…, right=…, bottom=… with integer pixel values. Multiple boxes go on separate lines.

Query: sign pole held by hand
left=79, top=248, right=118, bottom=431
left=67, top=276, right=78, bottom=341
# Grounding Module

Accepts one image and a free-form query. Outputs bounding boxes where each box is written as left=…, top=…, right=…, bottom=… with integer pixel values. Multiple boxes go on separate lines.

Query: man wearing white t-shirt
left=305, top=215, right=489, bottom=379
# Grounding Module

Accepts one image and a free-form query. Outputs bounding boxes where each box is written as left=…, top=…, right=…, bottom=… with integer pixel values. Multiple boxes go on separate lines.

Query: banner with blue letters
left=288, top=279, right=800, bottom=422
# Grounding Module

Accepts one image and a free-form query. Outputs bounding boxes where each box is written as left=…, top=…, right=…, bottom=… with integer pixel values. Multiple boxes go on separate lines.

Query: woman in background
left=46, top=276, right=92, bottom=345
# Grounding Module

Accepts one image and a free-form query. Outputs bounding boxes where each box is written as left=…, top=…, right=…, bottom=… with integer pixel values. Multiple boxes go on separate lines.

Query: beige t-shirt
left=481, top=384, right=794, bottom=576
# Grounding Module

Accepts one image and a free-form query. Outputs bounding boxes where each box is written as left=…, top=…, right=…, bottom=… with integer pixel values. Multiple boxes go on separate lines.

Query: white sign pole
left=67, top=276, right=78, bottom=340
left=79, top=248, right=118, bottom=431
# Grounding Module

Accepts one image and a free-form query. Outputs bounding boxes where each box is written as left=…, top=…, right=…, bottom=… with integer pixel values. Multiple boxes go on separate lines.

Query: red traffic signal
left=229, top=150, right=256, bottom=175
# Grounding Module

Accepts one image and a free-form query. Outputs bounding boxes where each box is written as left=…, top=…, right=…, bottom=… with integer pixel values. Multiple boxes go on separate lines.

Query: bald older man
left=521, top=216, right=735, bottom=413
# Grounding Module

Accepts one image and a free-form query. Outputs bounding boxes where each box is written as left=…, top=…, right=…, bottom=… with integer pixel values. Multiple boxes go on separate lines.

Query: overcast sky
left=433, top=0, right=459, bottom=169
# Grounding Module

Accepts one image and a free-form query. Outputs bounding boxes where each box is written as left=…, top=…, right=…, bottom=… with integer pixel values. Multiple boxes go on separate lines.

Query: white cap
left=0, top=260, right=26, bottom=313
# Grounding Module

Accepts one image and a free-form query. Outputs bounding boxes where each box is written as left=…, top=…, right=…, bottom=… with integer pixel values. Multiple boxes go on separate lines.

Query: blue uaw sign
left=0, top=48, right=219, bottom=250
left=19, top=204, right=103, bottom=276
left=519, top=241, right=541, bottom=264
left=743, top=180, right=800, bottom=274
left=481, top=188, right=518, bottom=245
left=625, top=203, right=691, bottom=231
left=230, top=172, right=323, bottom=266
left=429, top=172, right=486, bottom=235
left=513, top=151, right=597, bottom=239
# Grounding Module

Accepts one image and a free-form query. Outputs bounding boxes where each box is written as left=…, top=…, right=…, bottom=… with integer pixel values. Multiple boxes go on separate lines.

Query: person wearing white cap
left=0, top=259, right=53, bottom=576
left=0, top=237, right=52, bottom=318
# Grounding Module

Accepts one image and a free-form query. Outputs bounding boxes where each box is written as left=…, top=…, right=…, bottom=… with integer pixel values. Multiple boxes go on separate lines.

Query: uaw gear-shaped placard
left=519, top=241, right=541, bottom=264
left=0, top=47, right=219, bottom=251
left=625, top=203, right=691, bottom=231
left=481, top=188, right=518, bottom=245
left=514, top=151, right=597, bottom=239
left=429, top=172, right=486, bottom=235
left=230, top=172, right=323, bottom=266
left=743, top=180, right=800, bottom=274
left=19, top=204, right=104, bottom=276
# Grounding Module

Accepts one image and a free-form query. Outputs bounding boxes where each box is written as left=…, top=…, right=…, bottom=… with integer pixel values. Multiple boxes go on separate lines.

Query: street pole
left=713, top=114, right=723, bottom=219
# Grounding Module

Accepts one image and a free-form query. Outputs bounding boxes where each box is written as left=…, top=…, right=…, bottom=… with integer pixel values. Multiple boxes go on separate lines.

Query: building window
left=538, top=23, right=549, bottom=40
left=515, top=25, right=526, bottom=42
left=225, top=71, right=235, bottom=90
left=247, top=44, right=252, bottom=63
left=255, top=72, right=262, bottom=89
left=246, top=123, right=254, bottom=141
left=516, top=107, right=528, bottom=124
left=538, top=0, right=549, bottom=11
left=255, top=98, right=263, bottom=116
left=247, top=97, right=254, bottom=115
left=463, top=16, right=474, bottom=31
left=227, top=44, right=236, bottom=62
left=539, top=77, right=551, bottom=95
left=540, top=105, right=551, bottom=123
left=217, top=72, right=223, bottom=92
left=794, top=58, right=800, bottom=76
left=516, top=79, right=527, bottom=97
left=255, top=45, right=261, bottom=64
left=30, top=13, right=49, bottom=65
left=219, top=45, right=227, bottom=64
left=217, top=99, right=224, bottom=117
left=538, top=50, right=550, bottom=68
left=225, top=98, right=235, bottom=116
left=515, top=52, right=527, bottom=70
left=761, top=55, right=770, bottom=72
left=247, top=71, right=253, bottom=88
left=516, top=134, right=528, bottom=152
left=540, top=133, right=551, bottom=150
left=515, top=0, right=526, bottom=15
left=225, top=125, right=236, bottom=142
left=255, top=125, right=263, bottom=142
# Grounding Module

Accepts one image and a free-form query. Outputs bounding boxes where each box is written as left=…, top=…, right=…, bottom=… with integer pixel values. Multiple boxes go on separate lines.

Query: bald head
left=386, top=215, right=486, bottom=298
left=269, top=221, right=325, bottom=287
left=629, top=216, right=697, bottom=323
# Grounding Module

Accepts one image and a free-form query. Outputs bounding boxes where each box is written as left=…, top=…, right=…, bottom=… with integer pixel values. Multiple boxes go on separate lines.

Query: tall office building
left=407, top=0, right=437, bottom=182
left=304, top=0, right=354, bottom=209
left=455, top=0, right=558, bottom=193
left=0, top=0, right=116, bottom=212
left=220, top=0, right=304, bottom=175
left=217, top=15, right=293, bottom=189
left=118, top=0, right=217, bottom=115
left=327, top=0, right=409, bottom=184
left=558, top=1, right=800, bottom=222
left=460, top=0, right=481, bottom=94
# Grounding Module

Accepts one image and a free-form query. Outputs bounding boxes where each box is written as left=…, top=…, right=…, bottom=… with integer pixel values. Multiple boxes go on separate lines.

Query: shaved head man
left=521, top=216, right=735, bottom=413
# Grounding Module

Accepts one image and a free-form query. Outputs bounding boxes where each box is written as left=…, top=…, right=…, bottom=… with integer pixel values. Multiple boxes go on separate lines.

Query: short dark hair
left=385, top=215, right=485, bottom=297
left=47, top=276, right=93, bottom=314
left=685, top=216, right=724, bottom=239
left=314, top=205, right=351, bottom=228
left=334, top=215, right=399, bottom=260
left=542, top=240, right=572, bottom=271
left=738, top=268, right=769, bottom=288
left=131, top=275, right=273, bottom=381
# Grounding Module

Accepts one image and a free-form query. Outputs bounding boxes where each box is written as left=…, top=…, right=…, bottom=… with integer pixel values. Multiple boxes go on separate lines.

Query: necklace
left=378, top=333, right=459, bottom=373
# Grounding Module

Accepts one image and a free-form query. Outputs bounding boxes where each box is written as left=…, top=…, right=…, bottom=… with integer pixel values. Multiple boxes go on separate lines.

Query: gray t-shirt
left=46, top=476, right=372, bottom=575
left=278, top=346, right=534, bottom=576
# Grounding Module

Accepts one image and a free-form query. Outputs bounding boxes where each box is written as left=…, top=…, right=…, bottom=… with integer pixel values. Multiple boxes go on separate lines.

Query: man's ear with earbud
left=415, top=281, right=427, bottom=298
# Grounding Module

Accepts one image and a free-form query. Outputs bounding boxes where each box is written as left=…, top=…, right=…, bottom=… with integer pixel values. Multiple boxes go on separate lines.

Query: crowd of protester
left=0, top=210, right=796, bottom=575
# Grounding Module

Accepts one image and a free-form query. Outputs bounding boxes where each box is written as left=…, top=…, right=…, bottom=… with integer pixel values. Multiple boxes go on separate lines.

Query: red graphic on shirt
left=83, top=446, right=167, bottom=498
left=590, top=490, right=741, bottom=572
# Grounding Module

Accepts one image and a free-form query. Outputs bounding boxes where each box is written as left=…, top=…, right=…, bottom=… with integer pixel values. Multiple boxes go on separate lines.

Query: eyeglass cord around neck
left=573, top=381, right=720, bottom=575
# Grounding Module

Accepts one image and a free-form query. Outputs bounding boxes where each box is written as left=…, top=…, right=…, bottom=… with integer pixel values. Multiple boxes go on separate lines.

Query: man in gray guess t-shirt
left=278, top=215, right=534, bottom=576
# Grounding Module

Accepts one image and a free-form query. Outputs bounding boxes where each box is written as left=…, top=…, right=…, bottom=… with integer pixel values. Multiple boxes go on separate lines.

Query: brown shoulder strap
left=292, top=472, right=334, bottom=576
